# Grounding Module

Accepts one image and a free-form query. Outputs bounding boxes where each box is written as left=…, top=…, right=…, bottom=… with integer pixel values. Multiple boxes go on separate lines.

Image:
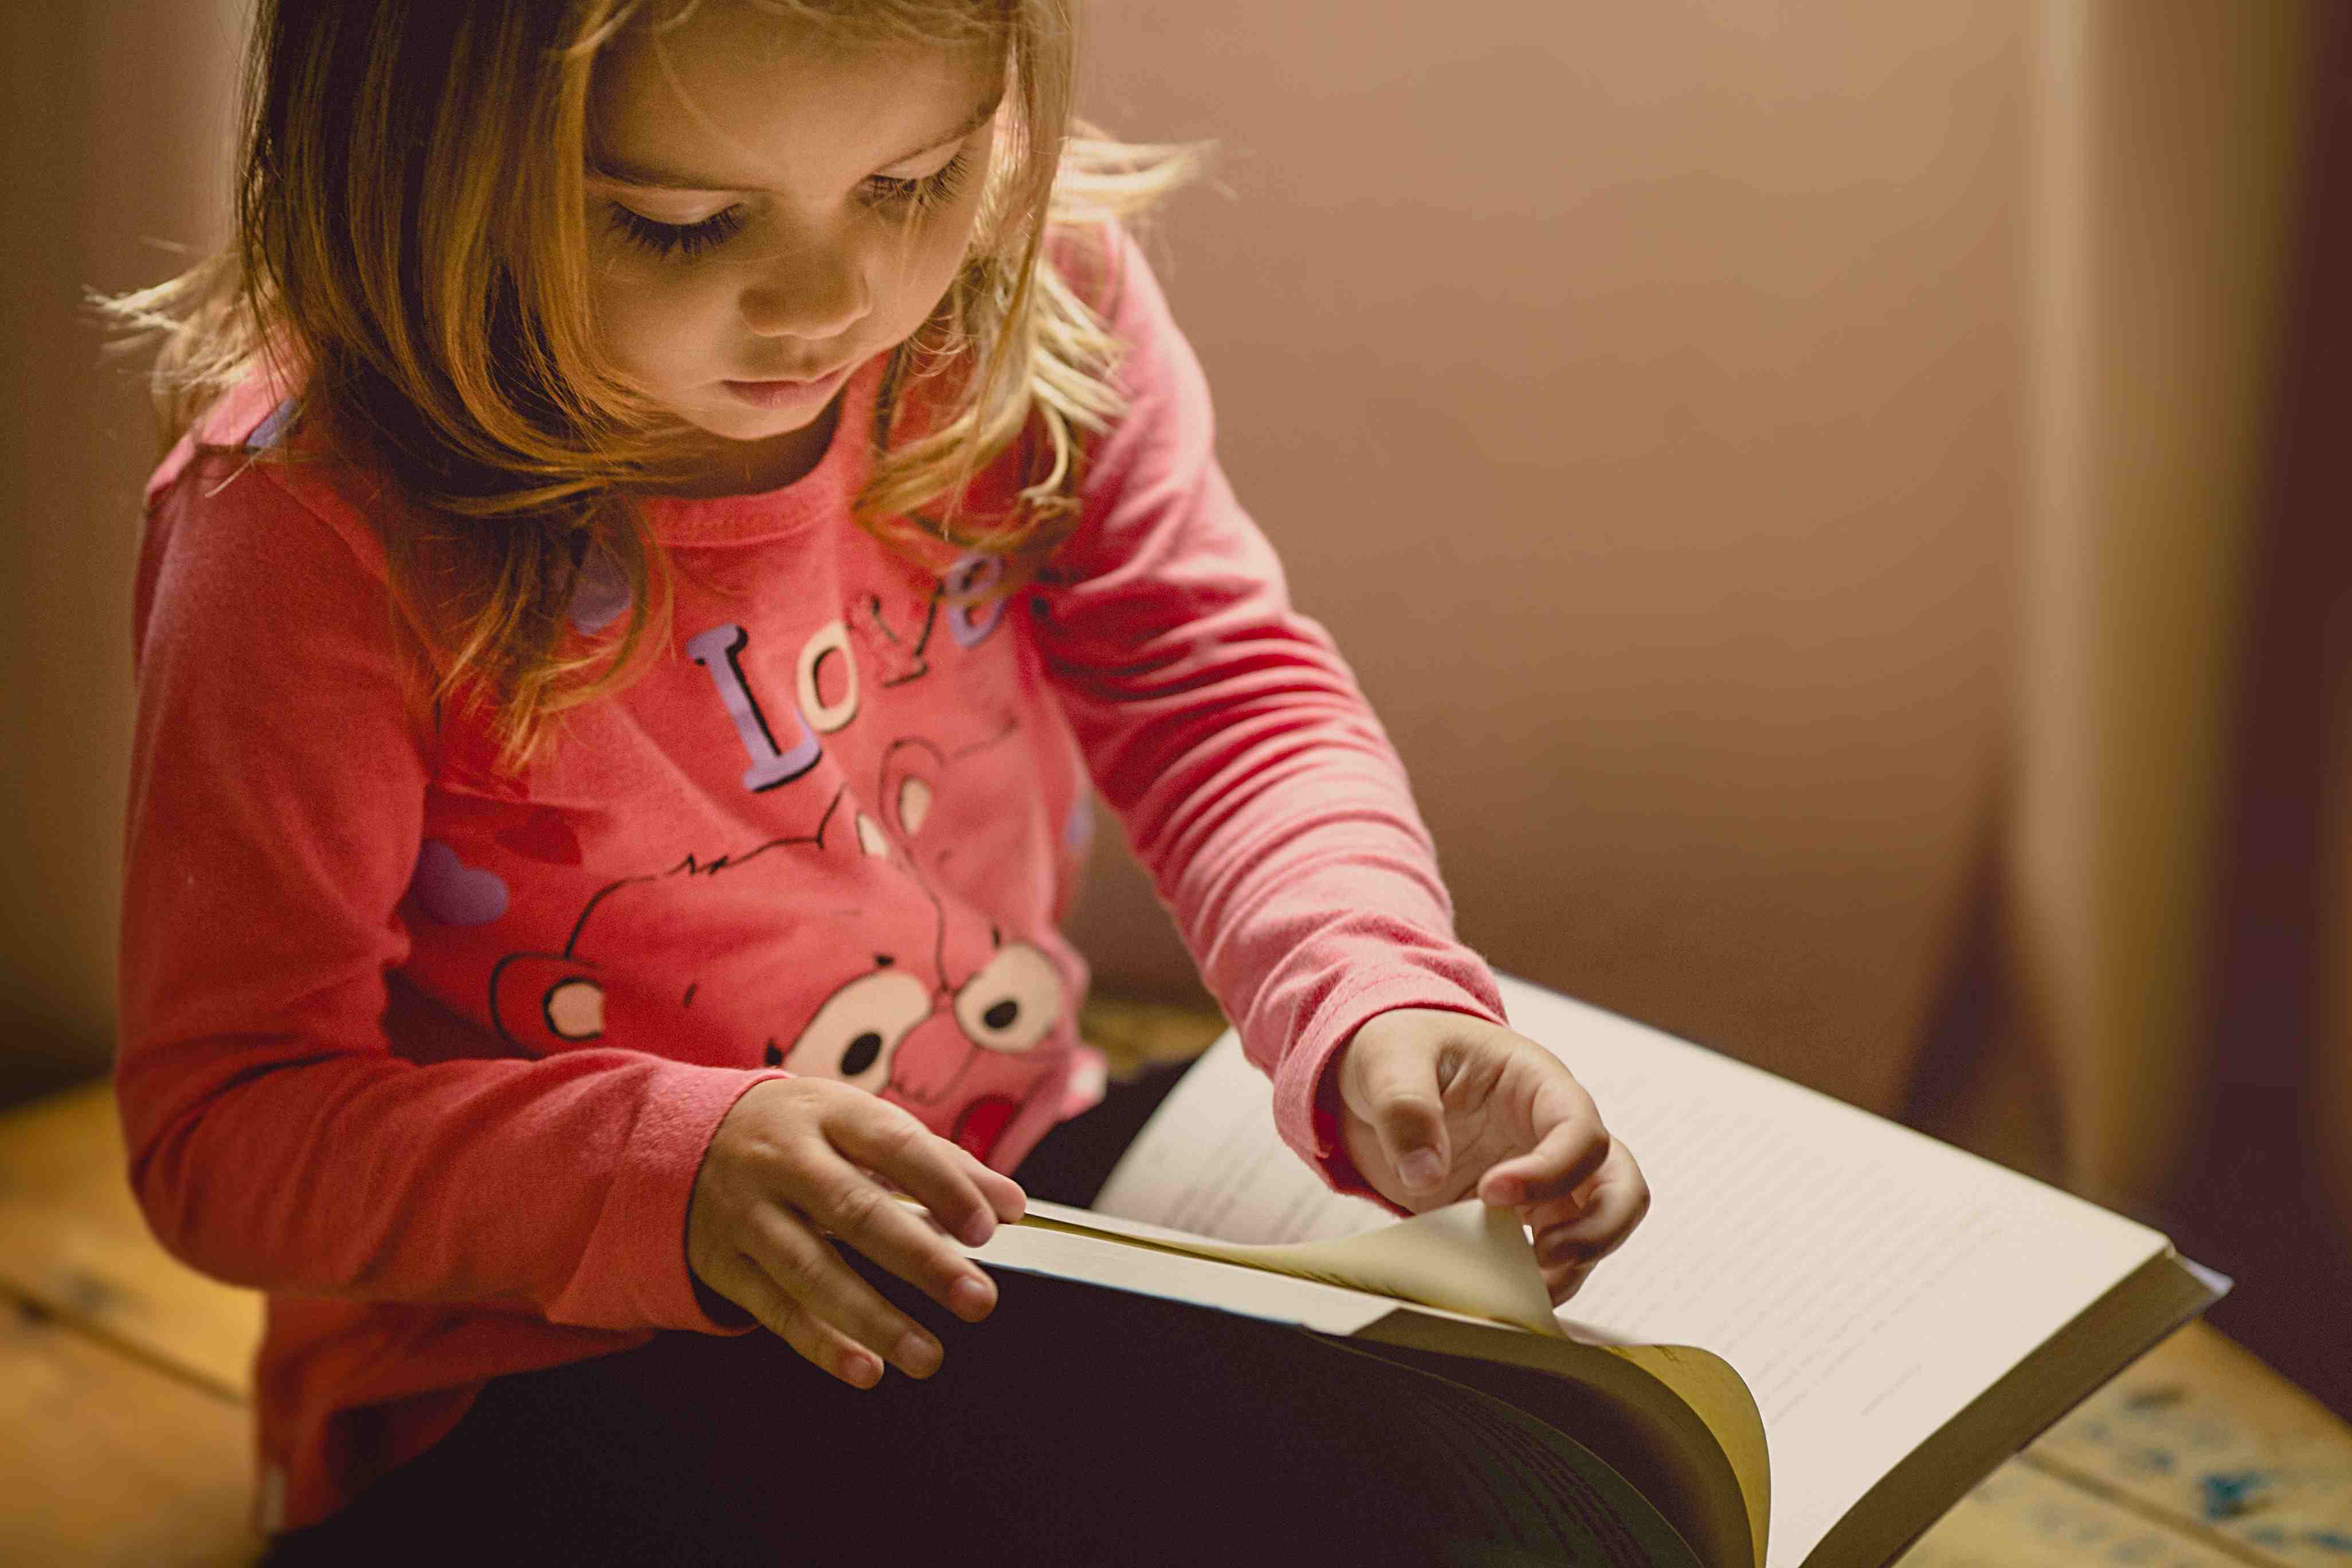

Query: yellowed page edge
left=1018, top=1197, right=1563, bottom=1336
left=1612, top=1342, right=1774, bottom=1568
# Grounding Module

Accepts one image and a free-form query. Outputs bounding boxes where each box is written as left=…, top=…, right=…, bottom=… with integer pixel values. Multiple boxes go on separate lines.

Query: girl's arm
left=1038, top=233, right=1650, bottom=1297
left=1033, top=228, right=1511, bottom=1203
left=117, top=446, right=771, bottom=1334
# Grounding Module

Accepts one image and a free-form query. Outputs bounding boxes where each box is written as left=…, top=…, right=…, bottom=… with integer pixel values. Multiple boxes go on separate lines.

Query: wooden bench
left=6, top=1000, right=2348, bottom=1565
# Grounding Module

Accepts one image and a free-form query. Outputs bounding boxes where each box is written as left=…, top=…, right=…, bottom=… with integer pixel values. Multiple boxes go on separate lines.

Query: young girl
left=110, top=1, right=1649, bottom=1559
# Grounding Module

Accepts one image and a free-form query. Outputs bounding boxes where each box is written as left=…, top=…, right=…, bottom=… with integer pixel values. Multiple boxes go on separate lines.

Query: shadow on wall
left=2171, top=3, right=2352, bottom=1421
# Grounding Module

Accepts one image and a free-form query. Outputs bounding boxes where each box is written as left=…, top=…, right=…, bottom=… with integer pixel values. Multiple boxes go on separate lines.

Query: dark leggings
left=258, top=1063, right=1402, bottom=1566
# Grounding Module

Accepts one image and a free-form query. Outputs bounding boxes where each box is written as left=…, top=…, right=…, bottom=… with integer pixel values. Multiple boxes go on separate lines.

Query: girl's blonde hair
left=101, top=0, right=1199, bottom=767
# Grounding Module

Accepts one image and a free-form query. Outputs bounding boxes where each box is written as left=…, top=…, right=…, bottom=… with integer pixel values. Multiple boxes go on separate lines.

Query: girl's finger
left=1542, top=1256, right=1597, bottom=1307
left=794, top=1153, right=1001, bottom=1326
left=1520, top=1187, right=1593, bottom=1238
left=829, top=1101, right=1003, bottom=1248
left=1478, top=1058, right=1608, bottom=1206
left=966, top=1155, right=1028, bottom=1224
left=699, top=1245, right=883, bottom=1389
left=1480, top=1107, right=1609, bottom=1208
left=942, top=1138, right=1027, bottom=1225
left=750, top=1204, right=948, bottom=1379
left=1531, top=1156, right=1650, bottom=1269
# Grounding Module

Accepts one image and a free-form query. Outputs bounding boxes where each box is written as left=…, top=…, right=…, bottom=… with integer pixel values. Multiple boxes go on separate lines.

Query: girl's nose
left=739, top=236, right=871, bottom=341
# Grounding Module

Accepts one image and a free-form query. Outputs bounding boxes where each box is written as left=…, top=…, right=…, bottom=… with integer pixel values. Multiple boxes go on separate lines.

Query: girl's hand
left=686, top=1077, right=1026, bottom=1388
left=1327, top=1008, right=1650, bottom=1306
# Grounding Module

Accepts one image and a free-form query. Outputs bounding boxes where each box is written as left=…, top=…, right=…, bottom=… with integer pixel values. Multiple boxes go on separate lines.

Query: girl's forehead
left=590, top=4, right=1002, bottom=187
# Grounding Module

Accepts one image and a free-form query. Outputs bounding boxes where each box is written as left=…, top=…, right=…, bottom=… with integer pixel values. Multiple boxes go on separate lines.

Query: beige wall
left=1072, top=3, right=2030, bottom=1118
left=1, top=3, right=244, bottom=1101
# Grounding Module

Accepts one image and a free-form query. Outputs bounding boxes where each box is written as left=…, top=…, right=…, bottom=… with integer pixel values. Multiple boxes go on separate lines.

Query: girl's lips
left=723, top=362, right=853, bottom=408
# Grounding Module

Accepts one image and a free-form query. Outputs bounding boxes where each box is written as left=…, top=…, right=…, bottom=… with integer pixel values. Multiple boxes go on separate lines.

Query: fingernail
left=961, top=1212, right=995, bottom=1248
left=950, top=1274, right=995, bottom=1320
left=1401, top=1150, right=1445, bottom=1190
left=897, top=1332, right=941, bottom=1377
left=846, top=1353, right=881, bottom=1388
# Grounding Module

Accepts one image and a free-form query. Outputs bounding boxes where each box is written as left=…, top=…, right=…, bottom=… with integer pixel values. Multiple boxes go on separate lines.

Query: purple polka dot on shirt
left=569, top=550, right=631, bottom=636
left=410, top=840, right=509, bottom=926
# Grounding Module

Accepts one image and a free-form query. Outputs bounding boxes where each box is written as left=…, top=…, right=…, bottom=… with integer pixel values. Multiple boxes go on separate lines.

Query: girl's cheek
left=591, top=272, right=722, bottom=385
left=896, top=226, right=977, bottom=324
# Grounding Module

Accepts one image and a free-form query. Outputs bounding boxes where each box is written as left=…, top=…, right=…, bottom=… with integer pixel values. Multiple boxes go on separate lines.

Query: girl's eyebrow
left=589, top=91, right=1004, bottom=192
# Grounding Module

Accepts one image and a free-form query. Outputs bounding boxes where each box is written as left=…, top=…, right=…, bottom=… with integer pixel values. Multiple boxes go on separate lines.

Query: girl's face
left=586, top=7, right=1002, bottom=492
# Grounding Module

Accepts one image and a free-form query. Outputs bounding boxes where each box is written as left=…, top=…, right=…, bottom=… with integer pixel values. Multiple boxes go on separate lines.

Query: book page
left=964, top=1214, right=1404, bottom=1336
left=1093, top=974, right=2179, bottom=1568
left=1018, top=1196, right=1565, bottom=1335
left=1299, top=1332, right=1710, bottom=1568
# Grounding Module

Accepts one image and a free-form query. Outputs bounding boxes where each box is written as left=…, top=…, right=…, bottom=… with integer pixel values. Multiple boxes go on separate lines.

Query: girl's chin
left=690, top=401, right=828, bottom=442
left=652, top=392, right=849, bottom=495
left=688, top=375, right=858, bottom=440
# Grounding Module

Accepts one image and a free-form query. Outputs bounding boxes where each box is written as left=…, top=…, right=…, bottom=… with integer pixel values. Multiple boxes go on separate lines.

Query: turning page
left=1016, top=1196, right=1563, bottom=1335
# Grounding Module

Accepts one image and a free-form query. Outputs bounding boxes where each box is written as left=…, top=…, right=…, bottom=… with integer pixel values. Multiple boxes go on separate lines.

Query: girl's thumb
left=1357, top=1053, right=1449, bottom=1195
left=1397, top=1143, right=1447, bottom=1193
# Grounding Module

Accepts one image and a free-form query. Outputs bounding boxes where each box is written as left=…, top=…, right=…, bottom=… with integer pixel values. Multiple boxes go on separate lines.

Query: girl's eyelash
left=863, top=150, right=975, bottom=217
left=606, top=203, right=746, bottom=260
left=603, top=150, right=975, bottom=262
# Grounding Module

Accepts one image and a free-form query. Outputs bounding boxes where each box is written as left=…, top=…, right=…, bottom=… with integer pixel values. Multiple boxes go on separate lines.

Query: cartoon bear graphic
left=483, top=750, right=1069, bottom=1163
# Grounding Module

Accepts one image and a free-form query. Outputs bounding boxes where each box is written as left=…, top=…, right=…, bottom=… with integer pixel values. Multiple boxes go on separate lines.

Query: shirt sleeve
left=1032, top=226, right=1509, bottom=1198
left=116, top=444, right=782, bottom=1334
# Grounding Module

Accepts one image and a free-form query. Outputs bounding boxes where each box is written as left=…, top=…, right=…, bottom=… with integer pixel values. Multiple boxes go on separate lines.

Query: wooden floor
left=6, top=1001, right=2349, bottom=1566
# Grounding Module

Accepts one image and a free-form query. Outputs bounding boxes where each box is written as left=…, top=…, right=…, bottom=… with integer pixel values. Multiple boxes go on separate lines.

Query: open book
left=952, top=974, right=2224, bottom=1568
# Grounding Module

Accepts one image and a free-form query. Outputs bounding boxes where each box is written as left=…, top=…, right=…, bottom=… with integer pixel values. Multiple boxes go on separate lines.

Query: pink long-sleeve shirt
left=117, top=225, right=1506, bottom=1534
